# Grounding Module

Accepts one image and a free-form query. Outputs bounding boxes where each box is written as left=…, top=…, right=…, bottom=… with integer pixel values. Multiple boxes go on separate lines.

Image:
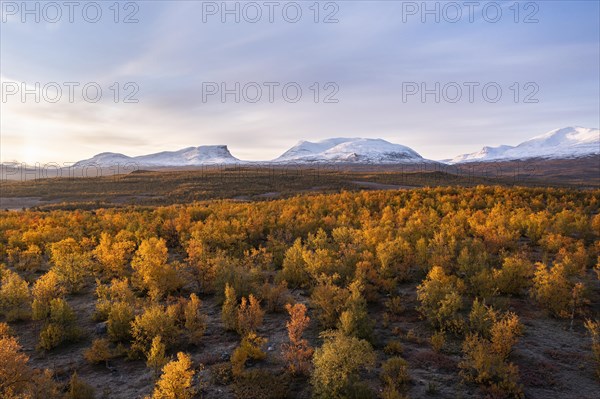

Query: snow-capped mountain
left=448, top=127, right=599, bottom=164
left=274, top=138, right=430, bottom=163
left=74, top=145, right=241, bottom=167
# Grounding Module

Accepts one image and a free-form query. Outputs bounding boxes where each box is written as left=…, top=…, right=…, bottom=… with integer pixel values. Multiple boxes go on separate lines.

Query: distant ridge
left=74, top=145, right=241, bottom=167
left=449, top=126, right=599, bottom=164
left=69, top=126, right=599, bottom=167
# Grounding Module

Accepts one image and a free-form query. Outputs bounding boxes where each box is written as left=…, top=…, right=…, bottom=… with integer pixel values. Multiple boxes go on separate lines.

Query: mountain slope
left=75, top=145, right=240, bottom=167
left=274, top=138, right=429, bottom=163
left=449, top=126, right=599, bottom=164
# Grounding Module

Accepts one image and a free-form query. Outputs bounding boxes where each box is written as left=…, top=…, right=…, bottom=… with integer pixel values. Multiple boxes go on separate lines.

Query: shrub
left=282, top=303, right=313, bottom=375
left=493, top=254, right=534, bottom=296
left=38, top=298, right=79, bottom=351
left=338, top=280, right=373, bottom=341
left=221, top=283, right=238, bottom=331
left=149, top=352, right=196, bottom=399
left=384, top=340, right=404, bottom=356
left=310, top=277, right=349, bottom=329
left=385, top=296, right=405, bottom=316
left=459, top=334, right=522, bottom=398
left=459, top=312, right=524, bottom=398
left=311, top=330, right=375, bottom=399
left=94, top=278, right=135, bottom=321
left=381, top=356, right=410, bottom=389
left=107, top=301, right=134, bottom=342
left=131, top=238, right=182, bottom=300
left=9, top=244, right=42, bottom=272
left=0, top=335, right=32, bottom=397
left=468, top=298, right=498, bottom=338
left=0, top=322, right=12, bottom=338
left=417, top=266, right=465, bottom=332
left=279, top=238, right=310, bottom=288
left=131, top=304, right=179, bottom=356
left=232, top=369, right=291, bottom=399
left=211, top=363, right=233, bottom=385
left=231, top=332, right=267, bottom=377
left=376, top=237, right=413, bottom=284
left=185, top=239, right=217, bottom=293
left=259, top=281, right=291, bottom=313
left=38, top=323, right=64, bottom=351
left=490, top=312, right=523, bottom=359
left=583, top=319, right=600, bottom=380
left=0, top=269, right=31, bottom=321
left=31, top=270, right=64, bottom=320
left=236, top=294, right=264, bottom=336
left=430, top=330, right=446, bottom=353
left=84, top=338, right=113, bottom=365
left=93, top=233, right=135, bottom=277
left=50, top=238, right=92, bottom=294
left=531, top=263, right=572, bottom=317
left=183, top=293, right=206, bottom=345
left=146, top=335, right=168, bottom=378
left=65, top=372, right=95, bottom=399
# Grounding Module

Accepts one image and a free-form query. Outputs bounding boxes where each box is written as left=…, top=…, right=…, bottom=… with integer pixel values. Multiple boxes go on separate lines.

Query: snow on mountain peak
left=274, top=137, right=427, bottom=163
left=75, top=145, right=240, bottom=167
left=448, top=126, right=599, bottom=164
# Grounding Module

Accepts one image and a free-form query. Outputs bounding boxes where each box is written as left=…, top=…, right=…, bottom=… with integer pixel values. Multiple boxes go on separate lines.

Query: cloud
left=1, top=1, right=598, bottom=163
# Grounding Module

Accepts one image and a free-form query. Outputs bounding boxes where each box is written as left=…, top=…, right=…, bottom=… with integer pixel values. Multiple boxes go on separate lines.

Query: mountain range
left=73, top=126, right=599, bottom=167
left=448, top=126, right=599, bottom=164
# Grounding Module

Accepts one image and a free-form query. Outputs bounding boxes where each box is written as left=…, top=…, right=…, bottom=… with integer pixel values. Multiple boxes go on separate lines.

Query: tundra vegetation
left=0, top=186, right=598, bottom=398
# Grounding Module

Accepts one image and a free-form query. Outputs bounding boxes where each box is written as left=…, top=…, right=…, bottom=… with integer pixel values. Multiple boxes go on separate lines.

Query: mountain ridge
left=449, top=126, right=599, bottom=164
left=70, top=126, right=599, bottom=167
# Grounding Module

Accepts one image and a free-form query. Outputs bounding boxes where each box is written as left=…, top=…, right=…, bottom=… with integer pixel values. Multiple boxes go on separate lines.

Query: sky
left=1, top=0, right=599, bottom=164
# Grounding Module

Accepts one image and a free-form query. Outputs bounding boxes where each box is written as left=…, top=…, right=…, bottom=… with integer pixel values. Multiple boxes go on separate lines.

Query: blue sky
left=1, top=0, right=599, bottom=163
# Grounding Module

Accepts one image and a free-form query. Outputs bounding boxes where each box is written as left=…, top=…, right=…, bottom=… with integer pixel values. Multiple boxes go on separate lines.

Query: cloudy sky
left=1, top=0, right=599, bottom=163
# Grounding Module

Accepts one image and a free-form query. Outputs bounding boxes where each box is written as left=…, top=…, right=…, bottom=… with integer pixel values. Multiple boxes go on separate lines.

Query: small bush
left=222, top=284, right=238, bottom=331
left=211, top=363, right=233, bottom=386
left=385, top=296, right=405, bottom=316
left=236, top=295, right=265, bottom=336
left=65, top=372, right=95, bottom=399
left=311, top=331, right=375, bottom=399
left=459, top=312, right=524, bottom=398
left=259, top=281, right=292, bottom=313
left=130, top=304, right=180, bottom=356
left=384, top=340, right=404, bottom=356
left=107, top=301, right=134, bottom=343
left=231, top=332, right=267, bottom=376
left=37, top=298, right=79, bottom=351
left=0, top=269, right=31, bottom=321
left=417, top=266, right=465, bottom=332
left=282, top=303, right=313, bottom=375
left=183, top=293, right=206, bottom=345
left=148, top=352, right=196, bottom=399
left=531, top=263, right=572, bottom=318
left=232, top=369, right=290, bottom=399
left=430, top=330, right=446, bottom=353
left=146, top=335, right=168, bottom=378
left=381, top=356, right=410, bottom=389
left=84, top=338, right=113, bottom=365
left=584, top=319, right=600, bottom=380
